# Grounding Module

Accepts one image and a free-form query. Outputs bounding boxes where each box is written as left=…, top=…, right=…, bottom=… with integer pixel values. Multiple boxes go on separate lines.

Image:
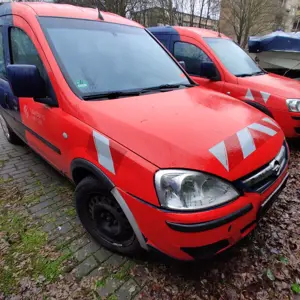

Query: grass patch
left=95, top=278, right=107, bottom=288
left=65, top=207, right=77, bottom=217
left=292, top=283, right=300, bottom=294
left=0, top=268, right=15, bottom=296
left=0, top=176, right=13, bottom=184
left=0, top=184, right=72, bottom=296
left=21, top=229, right=47, bottom=252
left=34, top=250, right=72, bottom=282
left=22, top=191, right=44, bottom=206
left=108, top=294, right=118, bottom=300
left=0, top=159, right=7, bottom=168
left=113, top=262, right=133, bottom=281
left=51, top=184, right=73, bottom=195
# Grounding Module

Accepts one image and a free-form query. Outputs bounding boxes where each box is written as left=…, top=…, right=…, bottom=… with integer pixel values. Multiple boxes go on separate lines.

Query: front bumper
left=272, top=110, right=300, bottom=138
left=121, top=168, right=289, bottom=261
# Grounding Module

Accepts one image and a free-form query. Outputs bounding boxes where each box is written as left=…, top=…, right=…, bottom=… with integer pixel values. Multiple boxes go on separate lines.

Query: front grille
left=239, top=144, right=288, bottom=193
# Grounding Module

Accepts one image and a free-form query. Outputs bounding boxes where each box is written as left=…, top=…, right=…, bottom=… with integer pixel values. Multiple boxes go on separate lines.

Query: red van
left=0, top=3, right=288, bottom=260
left=149, top=26, right=300, bottom=138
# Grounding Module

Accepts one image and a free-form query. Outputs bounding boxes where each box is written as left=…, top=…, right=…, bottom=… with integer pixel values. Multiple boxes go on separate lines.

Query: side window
left=10, top=27, right=46, bottom=79
left=0, top=28, right=7, bottom=79
left=174, top=42, right=213, bottom=77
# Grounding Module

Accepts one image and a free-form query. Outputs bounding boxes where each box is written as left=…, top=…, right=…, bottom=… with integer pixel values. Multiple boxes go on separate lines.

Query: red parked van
left=0, top=3, right=288, bottom=260
left=149, top=26, right=300, bottom=138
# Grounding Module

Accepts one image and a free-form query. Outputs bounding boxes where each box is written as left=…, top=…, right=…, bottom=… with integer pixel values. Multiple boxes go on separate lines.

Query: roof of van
left=0, top=2, right=143, bottom=28
left=148, top=26, right=229, bottom=39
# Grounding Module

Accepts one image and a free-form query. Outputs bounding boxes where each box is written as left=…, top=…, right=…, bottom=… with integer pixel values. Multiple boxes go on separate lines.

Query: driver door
left=171, top=36, right=224, bottom=92
left=7, top=16, right=66, bottom=172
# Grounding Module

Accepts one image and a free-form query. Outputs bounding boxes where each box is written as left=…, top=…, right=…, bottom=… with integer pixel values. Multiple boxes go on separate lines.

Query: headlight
left=286, top=99, right=300, bottom=112
left=155, top=170, right=240, bottom=211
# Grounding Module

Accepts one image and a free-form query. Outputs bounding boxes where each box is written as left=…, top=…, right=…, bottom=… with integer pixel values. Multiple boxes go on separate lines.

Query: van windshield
left=39, top=17, right=191, bottom=99
left=204, top=38, right=264, bottom=77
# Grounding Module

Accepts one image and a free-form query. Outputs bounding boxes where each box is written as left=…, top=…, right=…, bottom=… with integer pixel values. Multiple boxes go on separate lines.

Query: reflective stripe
left=236, top=127, right=256, bottom=158
left=262, top=117, right=280, bottom=128
left=111, top=188, right=148, bottom=250
left=93, top=131, right=116, bottom=175
left=209, top=141, right=229, bottom=171
left=260, top=91, right=270, bottom=103
left=248, top=123, right=277, bottom=136
left=245, top=89, right=254, bottom=100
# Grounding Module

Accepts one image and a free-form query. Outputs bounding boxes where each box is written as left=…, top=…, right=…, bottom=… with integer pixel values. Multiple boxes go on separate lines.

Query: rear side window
left=174, top=42, right=212, bottom=76
left=10, top=27, right=46, bottom=79
left=0, top=28, right=7, bottom=79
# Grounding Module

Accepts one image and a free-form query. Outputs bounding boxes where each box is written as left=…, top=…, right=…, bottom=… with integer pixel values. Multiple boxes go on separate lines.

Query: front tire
left=0, top=115, right=23, bottom=145
left=75, top=176, right=142, bottom=256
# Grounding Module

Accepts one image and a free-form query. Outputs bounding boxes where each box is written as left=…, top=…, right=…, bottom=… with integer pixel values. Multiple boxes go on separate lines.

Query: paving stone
left=1, top=173, right=11, bottom=180
left=103, top=254, right=127, bottom=269
left=74, top=217, right=82, bottom=225
left=51, top=229, right=81, bottom=249
left=12, top=171, right=32, bottom=179
left=55, top=214, right=73, bottom=226
left=74, top=241, right=100, bottom=262
left=69, top=235, right=91, bottom=252
left=116, top=279, right=141, bottom=300
left=97, top=277, right=124, bottom=298
left=88, top=268, right=103, bottom=278
left=42, top=222, right=56, bottom=233
left=73, top=256, right=98, bottom=278
left=32, top=206, right=52, bottom=217
left=29, top=200, right=53, bottom=213
left=39, top=193, right=58, bottom=202
left=131, top=265, right=148, bottom=287
left=94, top=247, right=112, bottom=263
left=0, top=166, right=16, bottom=174
left=56, top=222, right=73, bottom=234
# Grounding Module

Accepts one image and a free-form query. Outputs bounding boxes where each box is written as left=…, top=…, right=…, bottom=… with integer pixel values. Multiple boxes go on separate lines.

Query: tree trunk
left=205, top=0, right=211, bottom=28
left=198, top=0, right=205, bottom=27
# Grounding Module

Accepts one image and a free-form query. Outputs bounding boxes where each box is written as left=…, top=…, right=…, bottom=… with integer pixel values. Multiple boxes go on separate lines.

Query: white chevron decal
left=245, top=89, right=254, bottom=100
left=260, top=91, right=270, bottom=103
left=209, top=141, right=229, bottom=171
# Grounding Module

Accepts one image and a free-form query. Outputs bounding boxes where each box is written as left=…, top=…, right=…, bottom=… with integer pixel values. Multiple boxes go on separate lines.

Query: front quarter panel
left=62, top=113, right=159, bottom=206
left=224, top=82, right=297, bottom=138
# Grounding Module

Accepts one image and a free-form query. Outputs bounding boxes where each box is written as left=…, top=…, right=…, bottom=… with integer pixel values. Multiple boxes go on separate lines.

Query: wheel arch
left=71, top=158, right=148, bottom=250
left=245, top=100, right=273, bottom=118
left=71, top=158, right=114, bottom=190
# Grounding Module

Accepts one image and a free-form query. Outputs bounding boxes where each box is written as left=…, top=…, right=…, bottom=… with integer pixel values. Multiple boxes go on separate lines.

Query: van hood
left=79, top=87, right=284, bottom=181
left=238, top=73, right=300, bottom=99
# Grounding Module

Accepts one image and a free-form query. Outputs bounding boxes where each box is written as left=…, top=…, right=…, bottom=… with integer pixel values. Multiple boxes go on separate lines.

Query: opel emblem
left=271, top=160, right=281, bottom=176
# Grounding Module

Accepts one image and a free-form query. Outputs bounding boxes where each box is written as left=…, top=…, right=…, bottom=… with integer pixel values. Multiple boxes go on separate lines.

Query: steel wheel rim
left=88, top=194, right=135, bottom=247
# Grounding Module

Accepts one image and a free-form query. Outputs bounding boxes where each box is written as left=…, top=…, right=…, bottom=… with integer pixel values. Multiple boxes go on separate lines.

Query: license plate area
left=257, top=175, right=288, bottom=220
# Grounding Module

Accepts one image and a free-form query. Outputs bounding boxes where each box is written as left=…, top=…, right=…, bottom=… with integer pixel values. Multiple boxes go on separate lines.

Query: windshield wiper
left=140, top=83, right=195, bottom=93
left=236, top=71, right=266, bottom=77
left=82, top=83, right=195, bottom=100
left=83, top=90, right=141, bottom=100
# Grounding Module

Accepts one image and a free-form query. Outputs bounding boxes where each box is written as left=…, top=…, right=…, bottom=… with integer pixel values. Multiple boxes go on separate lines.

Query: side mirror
left=7, top=64, right=47, bottom=98
left=178, top=60, right=186, bottom=70
left=200, top=62, right=220, bottom=81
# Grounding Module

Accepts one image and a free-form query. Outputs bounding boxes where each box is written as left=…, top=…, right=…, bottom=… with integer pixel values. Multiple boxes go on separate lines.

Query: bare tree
left=189, top=0, right=197, bottom=26
left=55, top=0, right=141, bottom=17
left=204, top=0, right=211, bottom=27
left=222, top=0, right=280, bottom=48
left=197, top=0, right=206, bottom=27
